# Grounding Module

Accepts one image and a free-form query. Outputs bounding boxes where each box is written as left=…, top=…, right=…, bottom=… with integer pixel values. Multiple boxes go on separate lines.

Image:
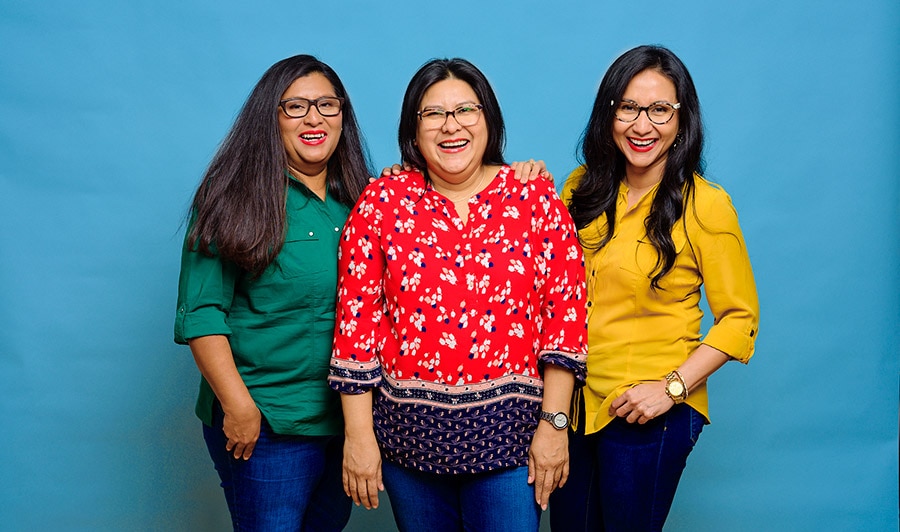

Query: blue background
left=1, top=1, right=897, bottom=530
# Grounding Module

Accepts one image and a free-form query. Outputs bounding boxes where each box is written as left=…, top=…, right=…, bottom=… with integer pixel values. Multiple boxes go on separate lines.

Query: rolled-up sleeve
left=174, top=229, right=238, bottom=344
left=695, top=189, right=759, bottom=363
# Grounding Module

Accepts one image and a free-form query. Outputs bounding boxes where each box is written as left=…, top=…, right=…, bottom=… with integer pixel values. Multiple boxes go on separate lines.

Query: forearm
left=188, top=335, right=254, bottom=410
left=541, top=365, right=576, bottom=414
left=341, top=390, right=376, bottom=439
left=677, top=343, right=731, bottom=393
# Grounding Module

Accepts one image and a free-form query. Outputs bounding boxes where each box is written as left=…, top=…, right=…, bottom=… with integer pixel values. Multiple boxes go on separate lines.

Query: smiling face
left=613, top=68, right=679, bottom=183
left=278, top=72, right=342, bottom=178
left=415, top=77, right=488, bottom=185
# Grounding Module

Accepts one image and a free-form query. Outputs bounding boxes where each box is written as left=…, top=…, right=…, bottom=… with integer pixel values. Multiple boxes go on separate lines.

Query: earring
left=672, top=132, right=684, bottom=150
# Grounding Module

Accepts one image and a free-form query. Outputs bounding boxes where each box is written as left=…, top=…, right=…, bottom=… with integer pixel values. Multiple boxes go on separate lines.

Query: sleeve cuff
left=538, top=350, right=587, bottom=385
left=329, top=358, right=382, bottom=393
left=703, top=324, right=756, bottom=364
left=174, top=307, right=232, bottom=344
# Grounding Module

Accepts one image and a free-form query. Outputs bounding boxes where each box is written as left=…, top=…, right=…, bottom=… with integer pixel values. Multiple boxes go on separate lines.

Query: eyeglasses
left=279, top=96, right=344, bottom=118
left=417, top=103, right=484, bottom=129
left=613, top=99, right=680, bottom=125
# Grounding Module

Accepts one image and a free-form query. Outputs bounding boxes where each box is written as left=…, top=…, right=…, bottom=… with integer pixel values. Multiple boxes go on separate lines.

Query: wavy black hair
left=568, top=45, right=704, bottom=289
left=188, top=54, right=371, bottom=275
left=398, top=58, right=507, bottom=174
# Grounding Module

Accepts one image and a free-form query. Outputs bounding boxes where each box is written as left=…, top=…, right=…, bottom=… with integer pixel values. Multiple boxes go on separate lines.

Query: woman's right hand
left=380, top=163, right=414, bottom=177
left=342, top=431, right=384, bottom=509
left=222, top=399, right=261, bottom=460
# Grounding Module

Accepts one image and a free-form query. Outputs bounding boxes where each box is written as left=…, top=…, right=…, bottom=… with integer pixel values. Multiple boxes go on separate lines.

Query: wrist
left=538, top=410, right=570, bottom=430
left=664, top=370, right=688, bottom=404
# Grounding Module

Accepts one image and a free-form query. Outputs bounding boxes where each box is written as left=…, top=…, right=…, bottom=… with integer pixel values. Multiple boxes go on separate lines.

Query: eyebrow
left=420, top=100, right=480, bottom=109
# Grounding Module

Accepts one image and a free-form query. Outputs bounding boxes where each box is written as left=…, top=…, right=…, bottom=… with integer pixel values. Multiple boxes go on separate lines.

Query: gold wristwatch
left=664, top=371, right=688, bottom=404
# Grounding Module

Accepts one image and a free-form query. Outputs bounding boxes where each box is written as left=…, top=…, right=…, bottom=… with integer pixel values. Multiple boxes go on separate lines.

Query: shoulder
left=500, top=165, right=560, bottom=204
left=559, top=166, right=587, bottom=204
left=359, top=170, right=427, bottom=201
left=687, top=174, right=741, bottom=228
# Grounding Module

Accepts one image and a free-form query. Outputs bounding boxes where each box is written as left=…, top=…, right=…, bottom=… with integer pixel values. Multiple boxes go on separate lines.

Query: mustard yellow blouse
left=560, top=167, right=759, bottom=434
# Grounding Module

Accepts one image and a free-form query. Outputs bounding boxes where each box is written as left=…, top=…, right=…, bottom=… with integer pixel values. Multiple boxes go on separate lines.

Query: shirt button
left=309, top=231, right=314, bottom=237
left=334, top=227, right=340, bottom=232
left=587, top=301, right=593, bottom=307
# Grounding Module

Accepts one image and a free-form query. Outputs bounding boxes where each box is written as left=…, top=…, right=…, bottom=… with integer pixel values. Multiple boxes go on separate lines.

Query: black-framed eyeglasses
left=279, top=96, right=344, bottom=118
left=613, top=99, right=680, bottom=125
left=417, top=103, right=484, bottom=129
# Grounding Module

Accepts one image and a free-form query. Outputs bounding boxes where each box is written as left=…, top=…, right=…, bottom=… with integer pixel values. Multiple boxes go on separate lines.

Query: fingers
left=226, top=439, right=256, bottom=460
left=511, top=159, right=545, bottom=184
left=611, top=381, right=675, bottom=423
left=532, top=462, right=564, bottom=510
left=222, top=406, right=261, bottom=460
left=345, top=469, right=381, bottom=509
left=380, top=163, right=416, bottom=177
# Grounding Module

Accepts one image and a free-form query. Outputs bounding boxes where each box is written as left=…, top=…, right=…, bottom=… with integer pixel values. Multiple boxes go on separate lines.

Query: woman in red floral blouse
left=328, top=58, right=587, bottom=532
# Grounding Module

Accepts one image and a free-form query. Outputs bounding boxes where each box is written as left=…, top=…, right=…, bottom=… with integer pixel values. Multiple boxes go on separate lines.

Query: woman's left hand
left=610, top=380, right=675, bottom=424
left=510, top=159, right=553, bottom=184
left=527, top=422, right=569, bottom=510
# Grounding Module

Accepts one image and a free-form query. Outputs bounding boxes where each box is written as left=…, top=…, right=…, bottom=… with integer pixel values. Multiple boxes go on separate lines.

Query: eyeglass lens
left=615, top=101, right=677, bottom=124
left=281, top=97, right=342, bottom=118
left=419, top=105, right=482, bottom=128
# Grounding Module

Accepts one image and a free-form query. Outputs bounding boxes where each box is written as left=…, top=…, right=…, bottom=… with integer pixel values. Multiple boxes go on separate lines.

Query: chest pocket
left=277, top=234, right=329, bottom=280
left=269, top=232, right=336, bottom=308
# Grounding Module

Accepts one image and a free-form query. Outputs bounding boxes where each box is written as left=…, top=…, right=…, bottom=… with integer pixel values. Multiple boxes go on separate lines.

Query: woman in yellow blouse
left=549, top=45, right=759, bottom=532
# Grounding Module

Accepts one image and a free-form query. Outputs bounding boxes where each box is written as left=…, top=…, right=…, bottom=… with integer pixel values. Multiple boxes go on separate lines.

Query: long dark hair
left=188, top=54, right=371, bottom=275
left=568, top=45, right=704, bottom=289
left=398, top=58, right=507, bottom=173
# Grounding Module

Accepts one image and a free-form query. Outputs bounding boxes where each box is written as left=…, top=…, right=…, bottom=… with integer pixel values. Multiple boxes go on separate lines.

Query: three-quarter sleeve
left=693, top=186, right=760, bottom=363
left=531, top=180, right=588, bottom=382
left=174, top=229, right=239, bottom=344
left=329, top=184, right=387, bottom=393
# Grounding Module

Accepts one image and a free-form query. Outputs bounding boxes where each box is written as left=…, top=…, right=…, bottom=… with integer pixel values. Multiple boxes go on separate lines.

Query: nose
left=303, top=105, right=325, bottom=125
left=631, top=109, right=654, bottom=133
left=441, top=112, right=462, bottom=133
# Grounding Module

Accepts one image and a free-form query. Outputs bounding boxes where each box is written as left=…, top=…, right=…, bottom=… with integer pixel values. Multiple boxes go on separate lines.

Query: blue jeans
left=382, top=461, right=541, bottom=532
left=549, top=402, right=704, bottom=532
left=202, top=402, right=351, bottom=532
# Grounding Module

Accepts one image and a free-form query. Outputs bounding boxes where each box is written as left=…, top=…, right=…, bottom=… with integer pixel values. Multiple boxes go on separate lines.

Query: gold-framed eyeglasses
left=417, top=103, right=483, bottom=129
left=613, top=99, right=680, bottom=125
left=279, top=96, right=344, bottom=118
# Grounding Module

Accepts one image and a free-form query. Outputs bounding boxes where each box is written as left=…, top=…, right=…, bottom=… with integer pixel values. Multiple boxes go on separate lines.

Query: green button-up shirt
left=175, top=177, right=349, bottom=436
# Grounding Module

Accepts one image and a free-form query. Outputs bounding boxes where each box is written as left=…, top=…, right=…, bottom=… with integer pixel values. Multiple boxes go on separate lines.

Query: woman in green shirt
left=174, top=55, right=371, bottom=531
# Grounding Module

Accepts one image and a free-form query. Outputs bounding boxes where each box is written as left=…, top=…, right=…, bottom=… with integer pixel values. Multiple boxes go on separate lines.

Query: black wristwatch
left=539, top=411, right=570, bottom=430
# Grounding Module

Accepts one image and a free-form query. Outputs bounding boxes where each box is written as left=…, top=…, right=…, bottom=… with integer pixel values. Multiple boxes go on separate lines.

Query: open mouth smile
left=300, top=131, right=327, bottom=145
left=438, top=139, right=469, bottom=152
left=628, top=137, right=657, bottom=152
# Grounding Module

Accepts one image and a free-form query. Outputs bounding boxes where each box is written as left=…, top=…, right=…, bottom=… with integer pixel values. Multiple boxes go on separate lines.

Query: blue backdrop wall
left=1, top=1, right=897, bottom=530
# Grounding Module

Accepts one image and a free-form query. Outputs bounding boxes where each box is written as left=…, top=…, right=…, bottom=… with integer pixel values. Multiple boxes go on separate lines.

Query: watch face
left=552, top=413, right=568, bottom=429
left=668, top=380, right=685, bottom=396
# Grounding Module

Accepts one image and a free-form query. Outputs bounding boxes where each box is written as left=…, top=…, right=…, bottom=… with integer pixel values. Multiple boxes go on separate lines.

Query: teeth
left=630, top=138, right=655, bottom=147
left=440, top=140, right=468, bottom=148
left=301, top=133, right=325, bottom=140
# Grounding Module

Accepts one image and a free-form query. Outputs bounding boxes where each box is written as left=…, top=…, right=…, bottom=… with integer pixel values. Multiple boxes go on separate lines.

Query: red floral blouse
left=330, top=166, right=587, bottom=474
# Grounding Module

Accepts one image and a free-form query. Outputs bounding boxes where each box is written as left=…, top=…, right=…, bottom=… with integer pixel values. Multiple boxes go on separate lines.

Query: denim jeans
left=202, top=402, right=351, bottom=532
left=549, top=402, right=704, bottom=532
left=382, top=461, right=541, bottom=532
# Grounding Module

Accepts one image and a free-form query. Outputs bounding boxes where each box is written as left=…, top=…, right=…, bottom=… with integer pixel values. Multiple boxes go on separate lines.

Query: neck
left=431, top=166, right=489, bottom=203
left=288, top=165, right=328, bottom=199
left=624, top=169, right=662, bottom=193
